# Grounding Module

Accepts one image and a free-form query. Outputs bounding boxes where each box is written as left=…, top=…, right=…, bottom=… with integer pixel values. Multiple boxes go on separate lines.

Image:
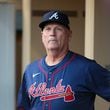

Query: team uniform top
left=17, top=50, right=110, bottom=110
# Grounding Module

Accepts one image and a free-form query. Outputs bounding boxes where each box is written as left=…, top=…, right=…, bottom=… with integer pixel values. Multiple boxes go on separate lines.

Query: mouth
left=48, top=39, right=57, bottom=43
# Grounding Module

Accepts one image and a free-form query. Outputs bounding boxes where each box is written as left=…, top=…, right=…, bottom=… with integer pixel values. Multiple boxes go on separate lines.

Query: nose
left=50, top=28, right=56, bottom=36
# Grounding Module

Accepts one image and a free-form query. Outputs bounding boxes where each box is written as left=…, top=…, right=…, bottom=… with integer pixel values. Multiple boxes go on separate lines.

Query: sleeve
left=17, top=72, right=31, bottom=110
left=86, top=60, right=110, bottom=102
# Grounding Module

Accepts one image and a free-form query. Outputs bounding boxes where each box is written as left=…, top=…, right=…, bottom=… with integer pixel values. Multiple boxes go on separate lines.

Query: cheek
left=42, top=36, right=46, bottom=45
left=42, top=36, right=49, bottom=48
left=61, top=36, right=69, bottom=44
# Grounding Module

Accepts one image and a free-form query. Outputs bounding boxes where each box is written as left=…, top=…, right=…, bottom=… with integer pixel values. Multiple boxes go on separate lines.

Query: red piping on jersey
left=38, top=59, right=48, bottom=110
left=49, top=101, right=51, bottom=110
left=42, top=101, right=45, bottom=110
left=50, top=53, right=76, bottom=87
left=38, top=53, right=76, bottom=110
left=38, top=59, right=48, bottom=82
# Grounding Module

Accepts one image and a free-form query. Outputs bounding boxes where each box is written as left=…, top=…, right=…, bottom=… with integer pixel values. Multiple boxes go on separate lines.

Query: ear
left=41, top=31, right=43, bottom=37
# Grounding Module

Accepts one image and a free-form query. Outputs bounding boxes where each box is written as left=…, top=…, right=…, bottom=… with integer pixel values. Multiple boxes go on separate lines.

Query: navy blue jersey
left=17, top=51, right=110, bottom=110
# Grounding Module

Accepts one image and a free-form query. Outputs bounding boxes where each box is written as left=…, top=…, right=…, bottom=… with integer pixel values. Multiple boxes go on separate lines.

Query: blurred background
left=0, top=0, right=110, bottom=110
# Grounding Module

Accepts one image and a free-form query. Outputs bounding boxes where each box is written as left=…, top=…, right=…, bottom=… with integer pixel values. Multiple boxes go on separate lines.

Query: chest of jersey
left=25, top=54, right=95, bottom=110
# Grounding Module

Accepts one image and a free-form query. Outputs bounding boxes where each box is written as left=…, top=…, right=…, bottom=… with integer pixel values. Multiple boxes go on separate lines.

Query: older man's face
left=41, top=23, right=72, bottom=53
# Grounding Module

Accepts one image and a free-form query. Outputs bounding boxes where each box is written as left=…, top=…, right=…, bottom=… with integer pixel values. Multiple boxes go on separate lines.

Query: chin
left=48, top=48, right=59, bottom=51
left=48, top=46, right=59, bottom=50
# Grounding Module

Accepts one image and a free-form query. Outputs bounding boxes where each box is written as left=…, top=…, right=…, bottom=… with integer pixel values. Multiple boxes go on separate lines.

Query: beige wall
left=31, top=0, right=85, bottom=61
left=32, top=0, right=84, bottom=10
left=94, top=0, right=110, bottom=67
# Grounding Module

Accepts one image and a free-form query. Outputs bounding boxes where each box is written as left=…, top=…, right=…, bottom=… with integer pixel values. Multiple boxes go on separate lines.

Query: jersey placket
left=43, top=71, right=53, bottom=110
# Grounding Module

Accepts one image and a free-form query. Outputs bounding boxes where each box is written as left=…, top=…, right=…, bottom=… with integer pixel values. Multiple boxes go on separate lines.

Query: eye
left=44, top=27, right=51, bottom=31
left=56, top=27, right=63, bottom=31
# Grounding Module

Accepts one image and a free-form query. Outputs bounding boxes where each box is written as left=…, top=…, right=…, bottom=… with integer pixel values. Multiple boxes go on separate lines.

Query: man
left=17, top=10, right=110, bottom=110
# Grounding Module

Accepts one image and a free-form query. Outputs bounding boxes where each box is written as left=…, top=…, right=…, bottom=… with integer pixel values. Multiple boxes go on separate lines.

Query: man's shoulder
left=25, top=58, right=42, bottom=71
left=72, top=51, right=96, bottom=65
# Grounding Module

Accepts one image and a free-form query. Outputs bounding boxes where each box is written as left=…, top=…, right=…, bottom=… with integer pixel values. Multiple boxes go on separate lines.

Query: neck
left=45, top=50, right=68, bottom=66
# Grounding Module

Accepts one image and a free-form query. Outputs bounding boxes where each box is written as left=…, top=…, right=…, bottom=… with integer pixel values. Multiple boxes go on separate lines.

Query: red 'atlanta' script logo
left=28, top=79, right=75, bottom=102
